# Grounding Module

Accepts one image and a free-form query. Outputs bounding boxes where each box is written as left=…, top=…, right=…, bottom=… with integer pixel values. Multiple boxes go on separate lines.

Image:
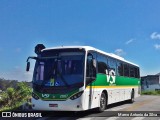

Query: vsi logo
left=105, top=69, right=116, bottom=84
left=42, top=94, right=50, bottom=98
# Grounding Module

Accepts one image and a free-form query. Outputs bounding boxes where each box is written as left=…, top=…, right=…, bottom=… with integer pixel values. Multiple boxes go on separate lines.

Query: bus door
left=86, top=52, right=97, bottom=109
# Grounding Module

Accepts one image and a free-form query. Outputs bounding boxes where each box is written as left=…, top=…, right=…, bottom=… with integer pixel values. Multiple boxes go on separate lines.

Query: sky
left=0, top=0, right=160, bottom=81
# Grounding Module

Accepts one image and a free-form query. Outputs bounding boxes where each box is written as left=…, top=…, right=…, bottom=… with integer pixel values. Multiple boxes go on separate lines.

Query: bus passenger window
left=108, top=58, right=116, bottom=75
left=97, top=54, right=108, bottom=74
left=124, top=64, right=129, bottom=77
left=117, top=61, right=123, bottom=76
left=129, top=66, right=135, bottom=78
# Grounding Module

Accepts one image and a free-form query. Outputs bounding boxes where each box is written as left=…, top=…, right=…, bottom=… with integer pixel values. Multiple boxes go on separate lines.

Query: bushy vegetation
left=141, top=90, right=160, bottom=95
left=0, top=78, right=18, bottom=91
left=0, top=82, right=32, bottom=111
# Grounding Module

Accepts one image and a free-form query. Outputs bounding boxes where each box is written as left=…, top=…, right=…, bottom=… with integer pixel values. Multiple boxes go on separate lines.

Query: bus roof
left=43, top=46, right=139, bottom=67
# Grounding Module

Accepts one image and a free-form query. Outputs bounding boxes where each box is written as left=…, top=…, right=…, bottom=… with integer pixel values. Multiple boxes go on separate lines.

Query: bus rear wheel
left=97, top=92, right=107, bottom=112
left=129, top=90, right=134, bottom=103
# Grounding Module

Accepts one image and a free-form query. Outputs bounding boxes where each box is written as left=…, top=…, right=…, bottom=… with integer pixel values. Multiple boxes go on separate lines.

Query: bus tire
left=129, top=90, right=134, bottom=103
left=97, top=92, right=107, bottom=112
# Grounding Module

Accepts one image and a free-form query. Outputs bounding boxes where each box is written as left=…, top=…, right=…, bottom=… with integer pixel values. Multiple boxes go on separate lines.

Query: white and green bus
left=26, top=44, right=140, bottom=112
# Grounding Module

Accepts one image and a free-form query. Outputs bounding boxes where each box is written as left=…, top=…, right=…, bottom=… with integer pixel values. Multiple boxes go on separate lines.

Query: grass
left=141, top=90, right=160, bottom=95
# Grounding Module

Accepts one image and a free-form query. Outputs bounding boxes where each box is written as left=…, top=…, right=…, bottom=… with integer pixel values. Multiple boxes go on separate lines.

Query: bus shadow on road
left=46, top=100, right=131, bottom=118
left=107, top=100, right=131, bottom=109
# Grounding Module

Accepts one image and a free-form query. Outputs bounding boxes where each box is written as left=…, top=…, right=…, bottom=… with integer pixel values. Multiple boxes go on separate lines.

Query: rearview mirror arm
left=26, top=56, right=38, bottom=62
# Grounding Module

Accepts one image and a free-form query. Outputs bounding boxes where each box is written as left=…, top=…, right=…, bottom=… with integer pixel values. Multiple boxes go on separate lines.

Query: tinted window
left=86, top=54, right=93, bottom=77
left=135, top=67, right=140, bottom=78
left=129, top=66, right=135, bottom=77
left=108, top=57, right=116, bottom=75
left=86, top=51, right=97, bottom=77
left=124, top=63, right=129, bottom=77
left=97, top=54, right=108, bottom=74
left=117, top=61, right=123, bottom=76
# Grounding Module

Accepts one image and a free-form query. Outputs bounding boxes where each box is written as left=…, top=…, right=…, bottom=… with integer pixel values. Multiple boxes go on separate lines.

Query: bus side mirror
left=26, top=62, right=30, bottom=72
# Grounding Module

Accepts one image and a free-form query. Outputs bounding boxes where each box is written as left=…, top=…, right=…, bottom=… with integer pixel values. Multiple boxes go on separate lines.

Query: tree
left=0, top=82, right=31, bottom=111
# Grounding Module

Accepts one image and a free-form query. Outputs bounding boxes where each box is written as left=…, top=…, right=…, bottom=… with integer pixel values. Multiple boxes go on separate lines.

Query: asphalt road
left=1, top=95, right=160, bottom=120
left=39, top=95, right=160, bottom=120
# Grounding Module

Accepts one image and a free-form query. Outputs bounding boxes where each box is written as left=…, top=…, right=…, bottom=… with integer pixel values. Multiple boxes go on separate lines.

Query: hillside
left=0, top=78, right=32, bottom=91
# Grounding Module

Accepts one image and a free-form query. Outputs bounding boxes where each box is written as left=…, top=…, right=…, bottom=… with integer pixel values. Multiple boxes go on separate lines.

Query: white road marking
left=106, top=104, right=132, bottom=111
left=105, top=117, right=119, bottom=120
left=131, top=117, right=145, bottom=120
left=108, top=106, right=128, bottom=111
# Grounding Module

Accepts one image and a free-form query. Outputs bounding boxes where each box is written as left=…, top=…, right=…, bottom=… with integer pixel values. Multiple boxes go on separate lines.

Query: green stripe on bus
left=91, top=74, right=140, bottom=86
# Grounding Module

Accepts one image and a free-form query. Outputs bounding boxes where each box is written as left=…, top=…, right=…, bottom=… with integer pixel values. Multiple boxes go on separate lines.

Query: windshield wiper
left=39, top=57, right=69, bottom=88
left=57, top=69, right=69, bottom=87
left=54, top=58, right=69, bottom=87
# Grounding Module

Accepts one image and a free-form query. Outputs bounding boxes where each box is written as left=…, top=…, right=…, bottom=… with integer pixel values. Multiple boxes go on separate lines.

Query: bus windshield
left=33, top=50, right=85, bottom=87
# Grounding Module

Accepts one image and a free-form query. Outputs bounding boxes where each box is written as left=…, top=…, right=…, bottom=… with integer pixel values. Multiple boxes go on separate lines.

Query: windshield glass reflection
left=33, top=52, right=84, bottom=87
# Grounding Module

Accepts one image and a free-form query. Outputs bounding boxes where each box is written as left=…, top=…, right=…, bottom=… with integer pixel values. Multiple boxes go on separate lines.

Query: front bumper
left=32, top=97, right=84, bottom=111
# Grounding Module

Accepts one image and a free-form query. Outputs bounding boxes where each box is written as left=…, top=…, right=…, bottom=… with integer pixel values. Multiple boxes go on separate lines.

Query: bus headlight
left=32, top=92, right=39, bottom=100
left=70, top=91, right=83, bottom=100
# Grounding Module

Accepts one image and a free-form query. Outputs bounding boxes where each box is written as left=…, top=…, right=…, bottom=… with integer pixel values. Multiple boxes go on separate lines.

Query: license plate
left=49, top=104, right=58, bottom=107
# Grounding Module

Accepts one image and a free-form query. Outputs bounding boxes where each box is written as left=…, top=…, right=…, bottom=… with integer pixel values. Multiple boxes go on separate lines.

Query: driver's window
left=86, top=52, right=97, bottom=77
left=86, top=54, right=93, bottom=77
